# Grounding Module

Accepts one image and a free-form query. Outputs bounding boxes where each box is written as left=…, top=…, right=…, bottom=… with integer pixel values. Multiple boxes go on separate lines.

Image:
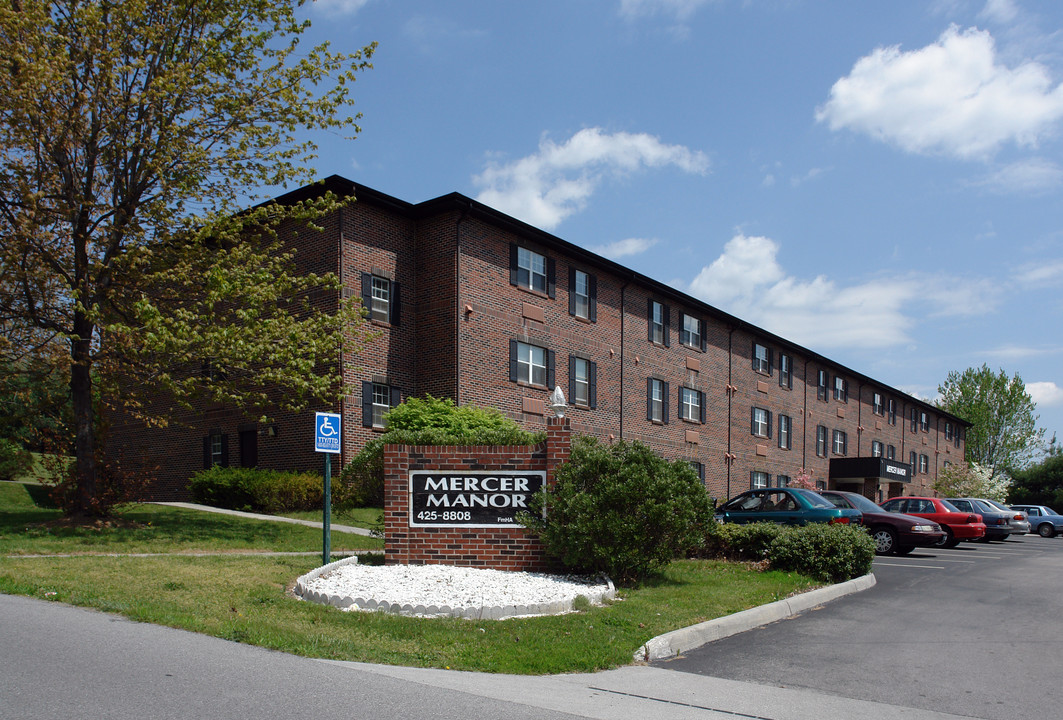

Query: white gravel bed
left=295, top=557, right=614, bottom=619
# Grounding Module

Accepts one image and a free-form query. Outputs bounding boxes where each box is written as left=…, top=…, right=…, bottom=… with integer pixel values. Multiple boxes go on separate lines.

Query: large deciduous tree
left=0, top=0, right=376, bottom=517
left=937, top=364, right=1044, bottom=480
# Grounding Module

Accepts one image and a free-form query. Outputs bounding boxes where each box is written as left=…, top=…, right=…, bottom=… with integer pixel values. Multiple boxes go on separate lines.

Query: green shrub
left=340, top=396, right=545, bottom=508
left=188, top=466, right=323, bottom=513
left=0, top=438, right=33, bottom=481
left=766, top=523, right=875, bottom=582
left=520, top=436, right=715, bottom=586
left=702, top=521, right=787, bottom=561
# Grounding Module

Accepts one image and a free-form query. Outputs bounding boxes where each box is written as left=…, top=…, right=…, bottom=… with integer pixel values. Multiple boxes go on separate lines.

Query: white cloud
left=312, top=0, right=371, bottom=16
left=618, top=0, right=713, bottom=20
left=591, top=237, right=660, bottom=259
left=474, top=128, right=709, bottom=230
left=979, top=0, right=1019, bottom=25
left=1014, top=258, right=1063, bottom=285
left=816, top=25, right=1063, bottom=159
left=968, top=158, right=1063, bottom=194
left=981, top=344, right=1057, bottom=360
left=1027, top=381, right=1063, bottom=407
left=687, top=233, right=997, bottom=350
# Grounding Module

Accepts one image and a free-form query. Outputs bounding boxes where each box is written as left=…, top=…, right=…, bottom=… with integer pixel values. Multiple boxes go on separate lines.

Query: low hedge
left=188, top=466, right=324, bottom=513
left=701, top=521, right=875, bottom=583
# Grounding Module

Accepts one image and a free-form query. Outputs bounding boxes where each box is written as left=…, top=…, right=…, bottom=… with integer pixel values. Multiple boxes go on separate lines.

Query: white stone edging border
left=293, top=557, right=616, bottom=620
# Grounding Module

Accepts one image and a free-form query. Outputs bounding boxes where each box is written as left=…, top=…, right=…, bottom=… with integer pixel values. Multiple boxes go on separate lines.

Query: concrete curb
left=634, top=573, right=876, bottom=662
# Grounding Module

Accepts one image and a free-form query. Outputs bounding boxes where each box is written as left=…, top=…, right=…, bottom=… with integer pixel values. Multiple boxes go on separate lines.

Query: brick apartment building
left=111, top=176, right=969, bottom=502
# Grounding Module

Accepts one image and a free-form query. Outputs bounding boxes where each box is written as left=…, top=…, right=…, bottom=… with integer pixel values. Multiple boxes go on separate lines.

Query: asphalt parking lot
left=656, top=534, right=1063, bottom=720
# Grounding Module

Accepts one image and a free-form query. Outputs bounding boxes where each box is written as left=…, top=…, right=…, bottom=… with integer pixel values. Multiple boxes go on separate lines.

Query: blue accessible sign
left=314, top=412, right=342, bottom=454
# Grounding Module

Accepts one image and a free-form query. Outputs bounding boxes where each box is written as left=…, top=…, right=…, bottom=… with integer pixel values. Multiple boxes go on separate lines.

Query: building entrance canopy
left=830, top=457, right=912, bottom=485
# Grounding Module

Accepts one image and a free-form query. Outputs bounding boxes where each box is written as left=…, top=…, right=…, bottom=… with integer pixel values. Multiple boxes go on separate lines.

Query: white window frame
left=681, top=387, right=701, bottom=423
left=572, top=357, right=590, bottom=406
left=753, top=343, right=771, bottom=374
left=751, top=471, right=770, bottom=490
left=370, top=276, right=391, bottom=323
left=650, top=301, right=666, bottom=345
left=779, top=353, right=792, bottom=389
left=649, top=378, right=665, bottom=422
left=681, top=314, right=702, bottom=349
left=517, top=247, right=547, bottom=293
left=371, top=382, right=390, bottom=428
left=778, top=414, right=791, bottom=449
left=833, top=429, right=848, bottom=455
left=752, top=407, right=770, bottom=438
left=516, top=341, right=547, bottom=386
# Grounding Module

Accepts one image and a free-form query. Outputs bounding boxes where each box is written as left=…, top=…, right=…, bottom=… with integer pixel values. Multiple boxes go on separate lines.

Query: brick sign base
left=383, top=417, right=572, bottom=572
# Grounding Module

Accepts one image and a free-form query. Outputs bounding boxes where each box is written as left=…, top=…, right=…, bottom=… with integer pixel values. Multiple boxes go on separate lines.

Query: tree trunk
left=71, top=313, right=98, bottom=518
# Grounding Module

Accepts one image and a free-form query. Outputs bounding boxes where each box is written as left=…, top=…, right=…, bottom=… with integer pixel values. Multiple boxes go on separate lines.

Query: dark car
left=879, top=496, right=986, bottom=548
left=947, top=497, right=1014, bottom=541
left=820, top=490, right=945, bottom=555
left=1012, top=505, right=1063, bottom=537
left=715, top=487, right=862, bottom=526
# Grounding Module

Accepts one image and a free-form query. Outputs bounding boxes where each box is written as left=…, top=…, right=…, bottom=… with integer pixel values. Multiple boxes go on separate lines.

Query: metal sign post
left=314, top=412, right=342, bottom=565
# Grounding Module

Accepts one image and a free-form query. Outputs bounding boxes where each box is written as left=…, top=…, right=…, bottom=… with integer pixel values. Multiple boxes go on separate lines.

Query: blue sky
left=288, top=0, right=1063, bottom=449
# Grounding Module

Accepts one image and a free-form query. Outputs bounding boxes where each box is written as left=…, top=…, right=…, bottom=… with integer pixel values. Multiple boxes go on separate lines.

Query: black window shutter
left=767, top=410, right=773, bottom=439
left=751, top=343, right=757, bottom=369
left=389, top=282, right=400, bottom=325
left=699, top=390, right=705, bottom=423
left=588, top=361, right=597, bottom=409
left=361, top=273, right=372, bottom=312
left=390, top=386, right=401, bottom=408
left=362, top=381, right=374, bottom=427
left=699, top=319, right=706, bottom=352
left=646, top=378, right=653, bottom=421
left=647, top=299, right=654, bottom=342
left=509, top=243, right=518, bottom=286
left=220, top=434, right=229, bottom=468
left=588, top=274, right=597, bottom=322
left=662, top=381, right=670, bottom=423
left=768, top=348, right=774, bottom=373
left=546, top=349, right=555, bottom=389
left=678, top=389, right=684, bottom=420
left=202, top=436, right=211, bottom=469
left=663, top=305, right=670, bottom=347
left=568, top=355, right=576, bottom=401
left=750, top=407, right=756, bottom=435
left=509, top=340, right=518, bottom=383
left=568, top=267, right=576, bottom=316
left=547, top=257, right=556, bottom=298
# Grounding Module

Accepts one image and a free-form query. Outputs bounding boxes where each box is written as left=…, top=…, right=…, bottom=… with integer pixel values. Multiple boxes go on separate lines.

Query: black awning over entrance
left=830, top=457, right=912, bottom=484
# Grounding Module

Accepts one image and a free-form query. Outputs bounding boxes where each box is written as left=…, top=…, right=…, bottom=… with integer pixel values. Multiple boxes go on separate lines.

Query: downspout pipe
left=454, top=202, right=470, bottom=405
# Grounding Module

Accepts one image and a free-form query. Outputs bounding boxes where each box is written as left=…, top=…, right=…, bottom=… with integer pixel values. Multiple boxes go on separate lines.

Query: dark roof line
left=285, top=175, right=970, bottom=428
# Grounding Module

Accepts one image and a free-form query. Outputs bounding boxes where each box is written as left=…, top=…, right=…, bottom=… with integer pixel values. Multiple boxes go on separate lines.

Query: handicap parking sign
left=315, top=412, right=342, bottom=454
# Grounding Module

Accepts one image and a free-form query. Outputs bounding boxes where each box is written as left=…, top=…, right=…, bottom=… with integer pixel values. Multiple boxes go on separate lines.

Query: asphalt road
left=656, top=534, right=1063, bottom=720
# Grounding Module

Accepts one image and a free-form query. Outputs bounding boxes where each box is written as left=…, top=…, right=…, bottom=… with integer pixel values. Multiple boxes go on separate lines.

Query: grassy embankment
left=0, top=480, right=819, bottom=674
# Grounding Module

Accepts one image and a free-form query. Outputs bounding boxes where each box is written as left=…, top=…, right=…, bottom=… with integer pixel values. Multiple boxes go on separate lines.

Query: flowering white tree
left=933, top=461, right=1011, bottom=501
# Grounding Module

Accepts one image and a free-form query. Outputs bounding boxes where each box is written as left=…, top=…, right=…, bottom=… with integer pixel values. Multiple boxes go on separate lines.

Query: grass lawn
left=0, top=480, right=821, bottom=674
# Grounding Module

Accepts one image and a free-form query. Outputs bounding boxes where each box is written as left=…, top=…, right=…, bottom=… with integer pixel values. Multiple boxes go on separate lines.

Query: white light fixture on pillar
left=549, top=386, right=567, bottom=418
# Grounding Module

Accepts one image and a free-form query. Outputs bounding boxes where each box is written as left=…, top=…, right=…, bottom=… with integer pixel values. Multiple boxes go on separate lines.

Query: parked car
left=820, top=490, right=944, bottom=555
left=879, top=496, right=986, bottom=548
left=946, top=498, right=1014, bottom=541
left=1011, top=505, right=1063, bottom=538
left=980, top=499, right=1030, bottom=536
left=714, top=487, right=863, bottom=527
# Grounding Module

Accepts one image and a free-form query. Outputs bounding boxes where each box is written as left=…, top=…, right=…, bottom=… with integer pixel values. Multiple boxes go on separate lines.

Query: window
left=752, top=343, right=772, bottom=375
left=361, top=273, right=400, bottom=325
left=955, top=427, right=962, bottom=449
left=648, top=300, right=669, bottom=346
left=816, top=425, right=828, bottom=457
left=203, top=430, right=228, bottom=469
left=681, top=387, right=705, bottom=423
left=919, top=454, right=929, bottom=473
left=817, top=370, right=830, bottom=402
left=909, top=450, right=917, bottom=468
left=751, top=407, right=771, bottom=438
left=910, top=407, right=918, bottom=432
left=945, top=422, right=954, bottom=441
left=569, top=268, right=596, bottom=321
left=779, top=354, right=793, bottom=389
left=920, top=411, right=929, bottom=432
left=871, top=440, right=884, bottom=457
left=510, top=244, right=555, bottom=297
left=689, top=461, right=705, bottom=482
left=776, top=475, right=791, bottom=488
left=873, top=393, right=884, bottom=416
left=362, top=381, right=401, bottom=428
left=647, top=378, right=669, bottom=423
left=887, top=398, right=897, bottom=425
left=833, top=376, right=848, bottom=402
left=887, top=444, right=896, bottom=460
left=778, top=414, right=792, bottom=450
left=680, top=313, right=704, bottom=350
left=833, top=429, right=848, bottom=455
left=510, top=340, right=553, bottom=387
left=751, top=471, right=770, bottom=489
left=569, top=356, right=597, bottom=409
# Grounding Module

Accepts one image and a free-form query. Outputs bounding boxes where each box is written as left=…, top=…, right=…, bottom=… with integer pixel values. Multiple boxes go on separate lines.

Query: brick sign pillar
left=382, top=418, right=572, bottom=571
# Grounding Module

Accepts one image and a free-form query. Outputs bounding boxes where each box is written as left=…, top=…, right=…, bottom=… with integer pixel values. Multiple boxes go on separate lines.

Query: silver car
left=981, top=499, right=1030, bottom=536
left=1011, top=505, right=1063, bottom=538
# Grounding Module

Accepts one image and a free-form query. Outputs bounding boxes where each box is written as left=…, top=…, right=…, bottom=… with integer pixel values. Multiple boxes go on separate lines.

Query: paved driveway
left=656, top=534, right=1063, bottom=720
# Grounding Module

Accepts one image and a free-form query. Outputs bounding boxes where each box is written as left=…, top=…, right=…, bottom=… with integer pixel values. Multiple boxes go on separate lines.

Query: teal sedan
left=715, top=487, right=863, bottom=526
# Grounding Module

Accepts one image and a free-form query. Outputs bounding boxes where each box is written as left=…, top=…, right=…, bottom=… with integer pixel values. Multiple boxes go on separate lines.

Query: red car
left=880, top=496, right=986, bottom=548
